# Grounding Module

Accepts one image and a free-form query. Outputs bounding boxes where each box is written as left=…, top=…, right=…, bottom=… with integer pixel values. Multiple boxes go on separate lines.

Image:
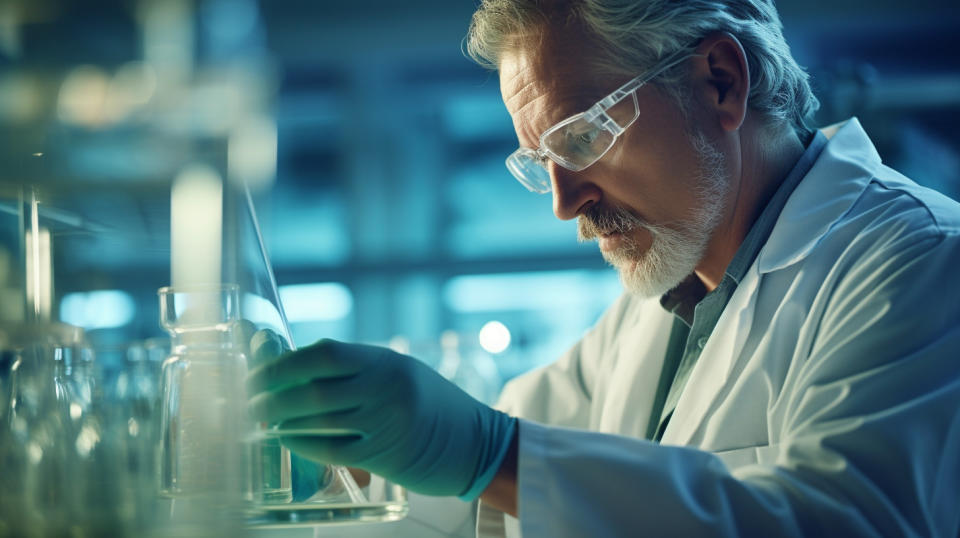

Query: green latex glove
left=246, top=335, right=516, bottom=499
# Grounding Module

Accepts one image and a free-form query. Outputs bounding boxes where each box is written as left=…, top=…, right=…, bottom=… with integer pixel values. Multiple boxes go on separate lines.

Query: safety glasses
left=506, top=51, right=695, bottom=194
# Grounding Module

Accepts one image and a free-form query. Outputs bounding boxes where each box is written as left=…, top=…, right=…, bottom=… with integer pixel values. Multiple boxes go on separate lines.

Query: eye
left=576, top=129, right=600, bottom=145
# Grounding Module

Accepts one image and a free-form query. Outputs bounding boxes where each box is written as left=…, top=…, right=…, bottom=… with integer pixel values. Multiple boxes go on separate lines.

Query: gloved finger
left=247, top=339, right=370, bottom=394
left=248, top=375, right=367, bottom=424
left=276, top=411, right=367, bottom=437
left=279, top=435, right=366, bottom=467
left=234, top=320, right=258, bottom=354
left=249, top=328, right=288, bottom=367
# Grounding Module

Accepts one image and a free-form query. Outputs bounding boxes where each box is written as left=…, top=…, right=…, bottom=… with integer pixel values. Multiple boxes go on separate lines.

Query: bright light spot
left=60, top=290, right=136, bottom=329
left=114, top=375, right=128, bottom=398
left=25, top=227, right=51, bottom=320
left=75, top=424, right=101, bottom=458
left=478, top=321, right=511, bottom=354
left=28, top=442, right=43, bottom=464
left=69, top=403, right=82, bottom=420
left=58, top=65, right=110, bottom=127
left=105, top=61, right=157, bottom=122
left=278, top=283, right=353, bottom=322
left=128, top=418, right=140, bottom=437
left=388, top=336, right=410, bottom=355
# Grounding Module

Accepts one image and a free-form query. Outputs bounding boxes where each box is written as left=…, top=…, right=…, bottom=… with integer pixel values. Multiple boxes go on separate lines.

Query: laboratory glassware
left=229, top=185, right=408, bottom=527
left=0, top=322, right=147, bottom=536
left=437, top=330, right=503, bottom=406
left=1, top=323, right=77, bottom=536
left=0, top=184, right=164, bottom=536
left=1, top=175, right=408, bottom=530
left=157, top=284, right=253, bottom=535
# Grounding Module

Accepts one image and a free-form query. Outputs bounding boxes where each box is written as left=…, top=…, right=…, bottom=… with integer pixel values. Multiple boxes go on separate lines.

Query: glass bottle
left=2, top=323, right=84, bottom=536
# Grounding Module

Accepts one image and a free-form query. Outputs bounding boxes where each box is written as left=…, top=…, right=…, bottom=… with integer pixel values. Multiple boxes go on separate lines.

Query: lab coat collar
left=661, top=118, right=885, bottom=447
left=756, top=118, right=881, bottom=274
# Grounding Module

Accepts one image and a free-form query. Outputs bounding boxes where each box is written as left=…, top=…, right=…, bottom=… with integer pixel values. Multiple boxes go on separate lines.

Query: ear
left=690, top=32, right=750, bottom=132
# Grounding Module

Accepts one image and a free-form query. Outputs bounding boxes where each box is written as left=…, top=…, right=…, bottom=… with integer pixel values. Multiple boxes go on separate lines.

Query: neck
left=695, top=118, right=807, bottom=291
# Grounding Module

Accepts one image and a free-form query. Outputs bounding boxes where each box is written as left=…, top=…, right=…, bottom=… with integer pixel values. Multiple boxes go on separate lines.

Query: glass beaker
left=158, top=284, right=290, bottom=533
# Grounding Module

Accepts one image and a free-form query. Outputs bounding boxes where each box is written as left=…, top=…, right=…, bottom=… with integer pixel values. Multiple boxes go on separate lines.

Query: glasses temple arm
left=586, top=51, right=702, bottom=122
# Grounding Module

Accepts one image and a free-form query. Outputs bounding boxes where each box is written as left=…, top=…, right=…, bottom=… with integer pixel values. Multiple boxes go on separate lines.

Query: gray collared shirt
left=648, top=131, right=828, bottom=441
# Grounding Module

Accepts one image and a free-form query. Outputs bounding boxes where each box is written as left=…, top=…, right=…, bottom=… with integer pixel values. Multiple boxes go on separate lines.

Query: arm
left=477, top=293, right=645, bottom=518
left=480, top=427, right=519, bottom=517
left=505, top=232, right=960, bottom=536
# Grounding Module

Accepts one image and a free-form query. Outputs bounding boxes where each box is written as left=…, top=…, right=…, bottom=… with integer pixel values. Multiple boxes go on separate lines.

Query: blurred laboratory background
left=2, top=0, right=960, bottom=404
left=1, top=1, right=959, bottom=537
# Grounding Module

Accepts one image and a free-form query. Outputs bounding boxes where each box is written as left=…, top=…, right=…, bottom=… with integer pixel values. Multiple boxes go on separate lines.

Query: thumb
left=250, top=328, right=287, bottom=367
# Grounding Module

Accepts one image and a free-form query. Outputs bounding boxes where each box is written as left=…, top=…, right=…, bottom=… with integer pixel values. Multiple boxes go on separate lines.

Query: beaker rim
left=157, top=283, right=240, bottom=295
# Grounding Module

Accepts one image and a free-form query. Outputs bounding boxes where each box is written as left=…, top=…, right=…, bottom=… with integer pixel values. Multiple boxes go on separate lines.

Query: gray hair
left=466, top=0, right=819, bottom=134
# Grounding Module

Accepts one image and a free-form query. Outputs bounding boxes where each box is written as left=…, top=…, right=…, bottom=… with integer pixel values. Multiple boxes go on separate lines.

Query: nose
left=550, top=162, right=600, bottom=221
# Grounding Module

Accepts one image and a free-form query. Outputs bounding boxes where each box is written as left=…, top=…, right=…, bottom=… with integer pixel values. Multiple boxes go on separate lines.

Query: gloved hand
left=246, top=336, right=516, bottom=499
left=245, top=326, right=290, bottom=367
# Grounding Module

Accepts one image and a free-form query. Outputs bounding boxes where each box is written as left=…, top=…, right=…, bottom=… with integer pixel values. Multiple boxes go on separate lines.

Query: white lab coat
left=477, top=118, right=960, bottom=537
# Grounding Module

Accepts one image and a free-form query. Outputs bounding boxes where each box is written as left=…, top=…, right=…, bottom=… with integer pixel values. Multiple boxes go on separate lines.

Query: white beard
left=579, top=129, right=728, bottom=298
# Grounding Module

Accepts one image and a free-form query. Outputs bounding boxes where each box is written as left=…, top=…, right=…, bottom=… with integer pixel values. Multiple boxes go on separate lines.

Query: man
left=247, top=1, right=960, bottom=536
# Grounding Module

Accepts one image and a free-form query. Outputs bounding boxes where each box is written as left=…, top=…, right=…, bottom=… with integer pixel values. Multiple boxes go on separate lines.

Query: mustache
left=577, top=204, right=646, bottom=241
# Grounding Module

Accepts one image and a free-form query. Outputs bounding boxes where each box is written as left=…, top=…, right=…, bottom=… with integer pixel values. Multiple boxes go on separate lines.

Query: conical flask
left=230, top=184, right=408, bottom=526
left=163, top=173, right=407, bottom=527
left=223, top=184, right=361, bottom=505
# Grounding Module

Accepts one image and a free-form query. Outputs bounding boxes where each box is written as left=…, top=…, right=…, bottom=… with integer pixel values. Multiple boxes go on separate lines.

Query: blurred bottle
left=0, top=324, right=85, bottom=536
left=110, top=343, right=164, bottom=532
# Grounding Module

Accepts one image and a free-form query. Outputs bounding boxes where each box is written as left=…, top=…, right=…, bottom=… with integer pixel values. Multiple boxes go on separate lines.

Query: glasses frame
left=506, top=51, right=697, bottom=194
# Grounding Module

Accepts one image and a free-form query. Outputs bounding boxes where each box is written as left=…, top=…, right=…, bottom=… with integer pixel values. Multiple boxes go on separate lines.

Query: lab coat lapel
left=597, top=300, right=674, bottom=438
left=757, top=118, right=879, bottom=273
left=659, top=265, right=761, bottom=446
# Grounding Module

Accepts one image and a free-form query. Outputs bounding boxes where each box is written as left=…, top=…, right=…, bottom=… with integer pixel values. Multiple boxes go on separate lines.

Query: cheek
left=598, top=139, right=701, bottom=218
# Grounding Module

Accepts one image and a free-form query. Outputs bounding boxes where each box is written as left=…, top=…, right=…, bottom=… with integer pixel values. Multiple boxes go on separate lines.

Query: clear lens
left=542, top=115, right=616, bottom=171
left=503, top=84, right=638, bottom=193
left=503, top=51, right=688, bottom=192
left=506, top=148, right=552, bottom=193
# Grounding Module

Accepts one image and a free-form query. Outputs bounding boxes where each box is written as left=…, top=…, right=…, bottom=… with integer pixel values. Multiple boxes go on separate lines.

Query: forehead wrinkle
left=505, top=79, right=539, bottom=109
left=500, top=39, right=625, bottom=150
left=502, top=60, right=551, bottom=110
left=503, top=61, right=619, bottom=119
left=512, top=93, right=552, bottom=148
left=500, top=62, right=529, bottom=94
